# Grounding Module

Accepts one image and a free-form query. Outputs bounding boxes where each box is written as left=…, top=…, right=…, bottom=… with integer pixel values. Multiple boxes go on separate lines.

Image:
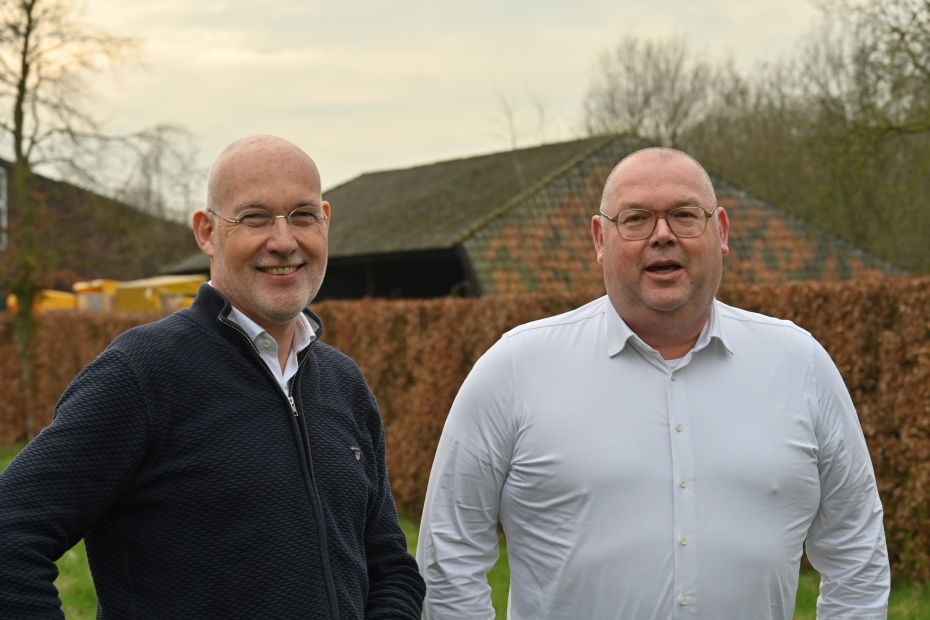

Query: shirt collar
left=208, top=281, right=316, bottom=353
left=226, top=305, right=315, bottom=352
left=605, top=298, right=733, bottom=358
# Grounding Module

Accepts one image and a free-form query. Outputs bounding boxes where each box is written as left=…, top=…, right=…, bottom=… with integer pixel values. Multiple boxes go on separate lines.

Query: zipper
left=290, top=368, right=341, bottom=620
left=219, top=314, right=310, bottom=407
left=219, top=313, right=338, bottom=619
left=287, top=376, right=299, bottom=417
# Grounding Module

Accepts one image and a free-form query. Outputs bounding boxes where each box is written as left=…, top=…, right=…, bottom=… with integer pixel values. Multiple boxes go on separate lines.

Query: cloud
left=81, top=0, right=820, bottom=190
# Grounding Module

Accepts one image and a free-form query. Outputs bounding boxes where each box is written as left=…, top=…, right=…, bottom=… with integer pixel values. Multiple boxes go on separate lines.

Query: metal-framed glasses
left=209, top=206, right=328, bottom=230
left=599, top=205, right=718, bottom=240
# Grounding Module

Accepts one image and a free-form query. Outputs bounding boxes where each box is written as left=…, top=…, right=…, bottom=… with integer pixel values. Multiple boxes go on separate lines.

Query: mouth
left=257, top=265, right=301, bottom=276
left=645, top=261, right=683, bottom=276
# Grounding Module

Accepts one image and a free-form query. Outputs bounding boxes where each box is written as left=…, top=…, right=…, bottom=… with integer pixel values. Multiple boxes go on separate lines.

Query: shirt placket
left=668, top=363, right=697, bottom=617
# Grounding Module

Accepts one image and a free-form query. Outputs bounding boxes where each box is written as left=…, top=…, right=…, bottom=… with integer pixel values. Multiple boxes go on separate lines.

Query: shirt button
left=675, top=423, right=683, bottom=432
left=671, top=373, right=677, bottom=381
left=262, top=339, right=271, bottom=348
left=679, top=479, right=687, bottom=488
left=680, top=596, right=688, bottom=606
left=680, top=536, right=688, bottom=546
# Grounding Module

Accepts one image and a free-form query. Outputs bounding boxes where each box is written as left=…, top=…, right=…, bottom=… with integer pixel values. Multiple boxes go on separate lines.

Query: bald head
left=600, top=147, right=717, bottom=214
left=207, top=135, right=321, bottom=215
left=193, top=134, right=331, bottom=335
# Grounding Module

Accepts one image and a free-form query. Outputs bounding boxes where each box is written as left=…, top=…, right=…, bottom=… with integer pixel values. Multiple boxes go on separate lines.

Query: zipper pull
left=289, top=396, right=298, bottom=416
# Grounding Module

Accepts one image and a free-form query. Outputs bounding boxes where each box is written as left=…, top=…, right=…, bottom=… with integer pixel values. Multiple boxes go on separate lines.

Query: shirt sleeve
left=805, top=340, right=890, bottom=619
left=418, top=336, right=517, bottom=620
left=0, top=349, right=153, bottom=618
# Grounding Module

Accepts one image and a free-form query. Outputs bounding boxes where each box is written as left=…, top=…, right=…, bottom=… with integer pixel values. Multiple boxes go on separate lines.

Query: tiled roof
left=166, top=135, right=903, bottom=294
left=461, top=136, right=902, bottom=295
left=323, top=136, right=626, bottom=258
left=715, top=179, right=902, bottom=283
left=1, top=160, right=198, bottom=288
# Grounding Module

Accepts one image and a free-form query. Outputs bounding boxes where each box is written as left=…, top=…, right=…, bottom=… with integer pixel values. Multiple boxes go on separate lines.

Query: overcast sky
left=83, top=0, right=821, bottom=193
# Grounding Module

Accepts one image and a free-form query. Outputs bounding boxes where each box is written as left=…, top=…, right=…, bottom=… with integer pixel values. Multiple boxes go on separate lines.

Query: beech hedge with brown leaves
left=1, top=277, right=928, bottom=580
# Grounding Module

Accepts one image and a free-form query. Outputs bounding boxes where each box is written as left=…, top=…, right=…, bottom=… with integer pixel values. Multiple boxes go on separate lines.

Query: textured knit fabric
left=0, top=284, right=425, bottom=619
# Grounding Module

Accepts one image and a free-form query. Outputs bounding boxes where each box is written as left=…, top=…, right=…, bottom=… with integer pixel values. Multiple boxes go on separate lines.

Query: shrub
left=2, top=276, right=928, bottom=580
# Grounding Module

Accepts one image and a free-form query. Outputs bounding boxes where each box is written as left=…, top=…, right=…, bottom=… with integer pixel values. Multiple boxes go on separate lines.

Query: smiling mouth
left=259, top=266, right=299, bottom=275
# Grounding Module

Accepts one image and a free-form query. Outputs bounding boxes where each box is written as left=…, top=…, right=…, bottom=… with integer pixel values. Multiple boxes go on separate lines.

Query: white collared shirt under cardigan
left=208, top=281, right=316, bottom=393
left=418, top=296, right=889, bottom=619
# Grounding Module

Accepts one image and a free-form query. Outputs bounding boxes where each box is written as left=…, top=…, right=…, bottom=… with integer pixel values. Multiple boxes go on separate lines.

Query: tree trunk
left=10, top=162, right=37, bottom=441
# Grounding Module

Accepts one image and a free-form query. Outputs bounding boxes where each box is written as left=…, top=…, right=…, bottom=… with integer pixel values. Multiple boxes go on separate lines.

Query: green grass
left=4, top=444, right=930, bottom=618
left=401, top=515, right=509, bottom=619
left=0, top=441, right=25, bottom=471
left=54, top=540, right=98, bottom=620
left=793, top=569, right=820, bottom=619
left=793, top=569, right=930, bottom=620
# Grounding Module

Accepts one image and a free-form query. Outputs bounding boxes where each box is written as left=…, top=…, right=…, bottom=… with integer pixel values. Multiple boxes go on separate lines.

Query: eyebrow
left=235, top=201, right=323, bottom=211
left=615, top=198, right=703, bottom=211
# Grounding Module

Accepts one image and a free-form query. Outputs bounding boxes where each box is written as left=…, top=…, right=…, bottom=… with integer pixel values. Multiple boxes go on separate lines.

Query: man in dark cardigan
left=0, top=135, right=425, bottom=619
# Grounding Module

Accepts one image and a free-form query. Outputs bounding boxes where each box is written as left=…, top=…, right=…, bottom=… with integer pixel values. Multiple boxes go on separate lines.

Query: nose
left=265, top=216, right=299, bottom=254
left=649, top=213, right=677, bottom=246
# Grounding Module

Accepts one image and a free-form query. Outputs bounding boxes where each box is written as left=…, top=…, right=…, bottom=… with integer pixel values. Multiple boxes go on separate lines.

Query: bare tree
left=813, top=0, right=930, bottom=134
left=0, top=0, right=138, bottom=440
left=490, top=91, right=556, bottom=190
left=583, top=34, right=715, bottom=146
left=489, top=92, right=525, bottom=189
left=676, top=8, right=930, bottom=273
left=0, top=0, right=139, bottom=170
left=575, top=5, right=930, bottom=273
left=111, top=124, right=205, bottom=223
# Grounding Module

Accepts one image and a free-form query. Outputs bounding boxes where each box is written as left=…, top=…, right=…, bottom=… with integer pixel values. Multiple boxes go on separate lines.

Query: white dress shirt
left=208, top=281, right=316, bottom=393
left=418, top=296, right=889, bottom=620
left=225, top=304, right=315, bottom=394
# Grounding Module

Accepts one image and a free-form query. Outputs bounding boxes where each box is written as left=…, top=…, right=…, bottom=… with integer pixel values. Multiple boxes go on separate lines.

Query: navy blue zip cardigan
left=0, top=285, right=425, bottom=619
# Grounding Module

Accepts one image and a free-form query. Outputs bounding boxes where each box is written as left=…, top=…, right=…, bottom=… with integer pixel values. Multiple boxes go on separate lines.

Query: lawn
left=2, top=445, right=928, bottom=619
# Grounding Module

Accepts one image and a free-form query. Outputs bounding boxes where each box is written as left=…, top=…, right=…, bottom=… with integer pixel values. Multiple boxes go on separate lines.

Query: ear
left=591, top=214, right=606, bottom=264
left=192, top=210, right=216, bottom=258
left=716, top=207, right=730, bottom=256
left=322, top=200, right=331, bottom=223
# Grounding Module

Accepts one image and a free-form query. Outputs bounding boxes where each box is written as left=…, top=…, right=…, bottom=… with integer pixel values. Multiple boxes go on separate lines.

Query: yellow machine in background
left=6, top=290, right=77, bottom=314
left=113, top=275, right=206, bottom=312
left=73, top=279, right=121, bottom=312
left=6, top=275, right=206, bottom=314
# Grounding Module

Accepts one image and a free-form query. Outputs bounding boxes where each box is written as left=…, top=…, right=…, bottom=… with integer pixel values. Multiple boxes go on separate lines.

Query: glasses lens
left=667, top=207, right=707, bottom=237
left=617, top=209, right=655, bottom=239
left=288, top=207, right=324, bottom=227
left=236, top=209, right=273, bottom=228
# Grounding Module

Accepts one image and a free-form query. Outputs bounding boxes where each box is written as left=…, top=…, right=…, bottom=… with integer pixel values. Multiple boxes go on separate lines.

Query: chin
left=641, top=293, right=691, bottom=313
left=263, top=298, right=313, bottom=321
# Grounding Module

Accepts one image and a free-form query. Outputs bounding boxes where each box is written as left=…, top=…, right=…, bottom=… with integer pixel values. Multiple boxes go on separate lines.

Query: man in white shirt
left=417, top=147, right=889, bottom=619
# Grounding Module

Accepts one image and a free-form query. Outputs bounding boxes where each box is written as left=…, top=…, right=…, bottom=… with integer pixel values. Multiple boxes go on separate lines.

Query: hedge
left=1, top=276, right=928, bottom=580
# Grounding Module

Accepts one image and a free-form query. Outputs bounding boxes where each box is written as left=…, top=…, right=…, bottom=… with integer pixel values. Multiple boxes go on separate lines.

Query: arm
left=0, top=350, right=152, bottom=618
left=418, top=337, right=516, bottom=620
left=363, top=388, right=426, bottom=619
left=806, top=341, right=890, bottom=619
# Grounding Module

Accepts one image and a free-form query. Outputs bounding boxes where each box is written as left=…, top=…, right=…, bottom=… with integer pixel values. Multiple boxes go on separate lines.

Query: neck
left=214, top=285, right=298, bottom=371
left=268, top=321, right=297, bottom=372
left=617, top=304, right=711, bottom=360
left=247, top=314, right=297, bottom=373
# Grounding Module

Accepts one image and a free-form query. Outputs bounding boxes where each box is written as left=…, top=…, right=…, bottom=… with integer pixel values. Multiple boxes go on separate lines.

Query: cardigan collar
left=185, top=283, right=325, bottom=346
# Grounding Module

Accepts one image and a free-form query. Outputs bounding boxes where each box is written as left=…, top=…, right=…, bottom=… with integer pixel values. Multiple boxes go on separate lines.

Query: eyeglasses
left=599, top=205, right=718, bottom=240
left=208, top=206, right=328, bottom=230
